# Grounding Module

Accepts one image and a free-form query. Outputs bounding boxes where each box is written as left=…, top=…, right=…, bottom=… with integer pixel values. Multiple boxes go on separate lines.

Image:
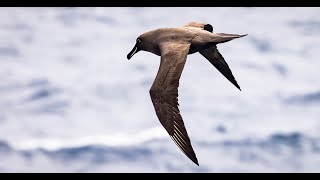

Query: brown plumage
left=127, top=22, right=247, bottom=166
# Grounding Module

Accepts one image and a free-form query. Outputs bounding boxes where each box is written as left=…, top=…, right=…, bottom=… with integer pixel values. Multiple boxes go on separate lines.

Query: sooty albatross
left=127, top=22, right=247, bottom=166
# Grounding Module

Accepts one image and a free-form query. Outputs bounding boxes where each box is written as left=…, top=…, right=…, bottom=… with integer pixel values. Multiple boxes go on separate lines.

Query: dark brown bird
left=127, top=22, right=247, bottom=166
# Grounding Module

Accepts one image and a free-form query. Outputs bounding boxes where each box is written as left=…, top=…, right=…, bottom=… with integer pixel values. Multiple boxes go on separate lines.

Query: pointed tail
left=213, top=33, right=248, bottom=44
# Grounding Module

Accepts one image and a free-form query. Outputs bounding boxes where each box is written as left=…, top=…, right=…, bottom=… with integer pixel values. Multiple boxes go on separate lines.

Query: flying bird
left=127, top=22, right=247, bottom=166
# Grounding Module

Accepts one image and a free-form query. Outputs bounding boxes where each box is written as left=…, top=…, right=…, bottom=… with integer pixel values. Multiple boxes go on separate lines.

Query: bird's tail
left=213, top=33, right=248, bottom=44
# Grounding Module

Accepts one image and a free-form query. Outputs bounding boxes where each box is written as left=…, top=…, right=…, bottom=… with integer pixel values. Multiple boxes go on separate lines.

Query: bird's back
left=147, top=28, right=197, bottom=44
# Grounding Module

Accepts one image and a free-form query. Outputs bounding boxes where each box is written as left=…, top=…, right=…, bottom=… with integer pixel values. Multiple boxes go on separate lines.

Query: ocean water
left=0, top=7, right=320, bottom=172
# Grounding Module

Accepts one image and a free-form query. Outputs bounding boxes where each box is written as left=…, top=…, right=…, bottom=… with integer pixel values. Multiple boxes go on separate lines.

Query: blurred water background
left=0, top=7, right=320, bottom=172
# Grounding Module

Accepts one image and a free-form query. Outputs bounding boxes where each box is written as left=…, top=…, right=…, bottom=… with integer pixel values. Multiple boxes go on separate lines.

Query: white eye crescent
left=136, top=38, right=141, bottom=43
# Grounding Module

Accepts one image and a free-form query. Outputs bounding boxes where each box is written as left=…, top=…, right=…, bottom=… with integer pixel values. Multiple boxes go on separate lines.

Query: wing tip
left=193, top=158, right=200, bottom=166
left=236, top=84, right=241, bottom=91
left=170, top=135, right=200, bottom=166
left=188, top=151, right=199, bottom=166
left=232, top=80, right=241, bottom=91
left=187, top=153, right=199, bottom=166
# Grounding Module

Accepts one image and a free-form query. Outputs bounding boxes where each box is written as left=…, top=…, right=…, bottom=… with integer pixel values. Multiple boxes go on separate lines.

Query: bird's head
left=127, top=34, right=148, bottom=60
left=127, top=37, right=141, bottom=60
left=127, top=31, right=159, bottom=60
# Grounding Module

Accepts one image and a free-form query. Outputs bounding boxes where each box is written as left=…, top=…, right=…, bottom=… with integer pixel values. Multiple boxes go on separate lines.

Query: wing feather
left=149, top=42, right=199, bottom=165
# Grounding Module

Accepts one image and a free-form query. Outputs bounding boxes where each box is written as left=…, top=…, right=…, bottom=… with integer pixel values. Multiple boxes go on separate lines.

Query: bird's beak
left=127, top=43, right=139, bottom=60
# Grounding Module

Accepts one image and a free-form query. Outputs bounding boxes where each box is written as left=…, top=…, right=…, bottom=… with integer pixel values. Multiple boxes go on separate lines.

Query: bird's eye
left=136, top=38, right=141, bottom=43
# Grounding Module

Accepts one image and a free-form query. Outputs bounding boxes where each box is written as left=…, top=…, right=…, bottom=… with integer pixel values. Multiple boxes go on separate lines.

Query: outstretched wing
left=149, top=42, right=199, bottom=165
left=182, top=22, right=241, bottom=90
left=200, top=46, right=241, bottom=90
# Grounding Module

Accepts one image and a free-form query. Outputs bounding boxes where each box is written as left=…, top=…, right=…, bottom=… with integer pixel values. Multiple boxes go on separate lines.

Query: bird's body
left=132, top=27, right=245, bottom=56
left=127, top=22, right=247, bottom=166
